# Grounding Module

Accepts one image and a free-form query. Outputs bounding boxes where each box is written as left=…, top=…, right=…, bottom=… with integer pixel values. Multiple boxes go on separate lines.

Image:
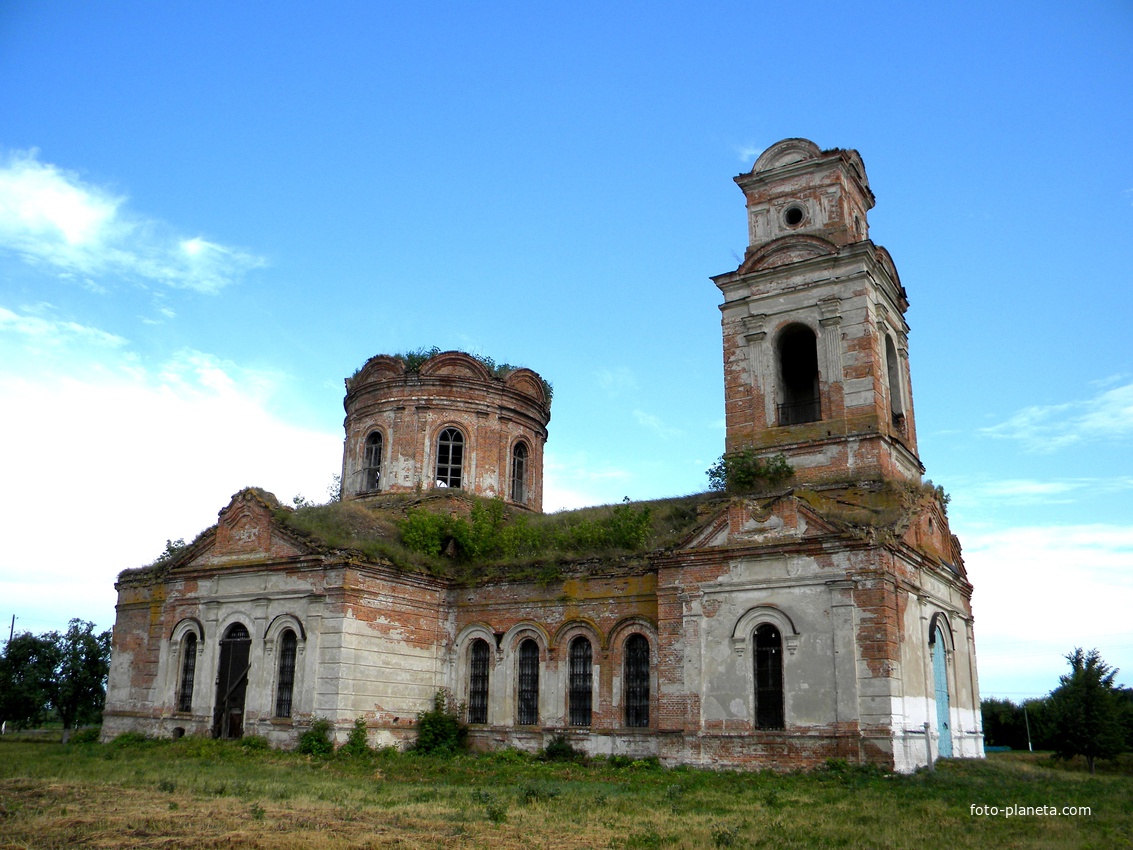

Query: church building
left=103, top=139, right=983, bottom=771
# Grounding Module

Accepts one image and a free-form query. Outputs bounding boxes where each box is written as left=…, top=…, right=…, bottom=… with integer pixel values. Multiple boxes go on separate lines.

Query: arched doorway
left=213, top=623, right=251, bottom=738
left=931, top=623, right=952, bottom=757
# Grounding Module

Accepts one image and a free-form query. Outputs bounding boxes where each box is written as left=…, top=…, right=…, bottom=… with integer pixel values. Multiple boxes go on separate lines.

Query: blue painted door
left=932, top=629, right=952, bottom=757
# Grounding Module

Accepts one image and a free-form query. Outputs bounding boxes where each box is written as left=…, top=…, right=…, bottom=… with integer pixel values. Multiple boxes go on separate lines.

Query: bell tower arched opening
left=777, top=325, right=820, bottom=426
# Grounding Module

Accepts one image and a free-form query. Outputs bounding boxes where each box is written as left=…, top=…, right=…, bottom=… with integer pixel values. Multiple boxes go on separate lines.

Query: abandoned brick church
left=103, top=138, right=984, bottom=771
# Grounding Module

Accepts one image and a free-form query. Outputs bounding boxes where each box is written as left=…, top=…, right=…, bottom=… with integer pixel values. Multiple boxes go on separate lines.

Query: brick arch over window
left=510, top=440, right=529, bottom=504
left=456, top=624, right=499, bottom=725
left=502, top=623, right=549, bottom=728
left=170, top=618, right=204, bottom=715
left=362, top=430, right=384, bottom=492
left=609, top=618, right=658, bottom=730
left=730, top=606, right=800, bottom=656
left=265, top=615, right=306, bottom=720
left=928, top=611, right=954, bottom=650
left=554, top=621, right=602, bottom=728
left=732, top=605, right=799, bottom=731
left=435, top=426, right=466, bottom=488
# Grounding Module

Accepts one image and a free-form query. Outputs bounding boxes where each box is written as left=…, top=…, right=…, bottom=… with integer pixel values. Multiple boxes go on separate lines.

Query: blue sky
left=1, top=1, right=1130, bottom=702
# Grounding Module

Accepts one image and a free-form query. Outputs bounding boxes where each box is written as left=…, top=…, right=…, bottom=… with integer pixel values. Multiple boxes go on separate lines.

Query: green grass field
left=0, top=734, right=1129, bottom=849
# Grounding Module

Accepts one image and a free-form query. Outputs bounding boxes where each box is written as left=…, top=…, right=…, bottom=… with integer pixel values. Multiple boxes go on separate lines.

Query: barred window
left=568, top=637, right=592, bottom=727
left=275, top=629, right=297, bottom=718
left=624, top=634, right=650, bottom=728
left=435, top=428, right=464, bottom=488
left=754, top=624, right=784, bottom=730
left=177, top=633, right=197, bottom=713
left=510, top=442, right=528, bottom=503
left=468, top=639, right=490, bottom=724
left=363, top=431, right=383, bottom=492
left=517, top=639, right=539, bottom=726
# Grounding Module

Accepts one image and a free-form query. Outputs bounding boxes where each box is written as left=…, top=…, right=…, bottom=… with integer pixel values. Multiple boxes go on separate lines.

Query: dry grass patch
left=1, top=740, right=1131, bottom=849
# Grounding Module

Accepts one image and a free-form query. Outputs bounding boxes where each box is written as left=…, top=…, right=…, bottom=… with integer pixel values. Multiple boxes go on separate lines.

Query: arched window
left=275, top=629, right=297, bottom=718
left=624, top=634, right=650, bottom=728
left=754, top=624, right=784, bottom=729
left=435, top=428, right=465, bottom=488
left=885, top=335, right=905, bottom=431
left=777, top=325, right=821, bottom=425
left=517, top=638, right=540, bottom=725
left=363, top=431, right=383, bottom=492
left=468, top=639, right=490, bottom=724
left=568, top=637, right=592, bottom=727
left=177, top=633, right=197, bottom=713
left=510, top=441, right=528, bottom=504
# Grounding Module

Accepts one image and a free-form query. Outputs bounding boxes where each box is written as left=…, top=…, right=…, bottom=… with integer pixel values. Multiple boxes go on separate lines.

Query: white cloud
left=0, top=150, right=265, bottom=293
left=633, top=409, right=682, bottom=440
left=595, top=366, right=637, bottom=397
left=981, top=381, right=1133, bottom=451
left=736, top=143, right=765, bottom=164
left=0, top=315, right=341, bottom=635
left=0, top=304, right=128, bottom=349
left=962, top=523, right=1133, bottom=696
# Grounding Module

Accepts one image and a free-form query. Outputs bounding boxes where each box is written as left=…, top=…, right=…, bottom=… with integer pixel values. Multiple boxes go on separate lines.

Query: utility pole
left=1024, top=703, right=1034, bottom=752
left=7, top=614, right=13, bottom=644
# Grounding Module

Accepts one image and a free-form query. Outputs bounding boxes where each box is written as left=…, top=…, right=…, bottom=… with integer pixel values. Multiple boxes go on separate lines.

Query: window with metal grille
left=177, top=633, right=197, bottom=713
left=363, top=431, right=383, bottom=491
left=275, top=629, right=297, bottom=718
left=517, top=638, right=539, bottom=725
left=468, top=639, right=490, bottom=724
left=435, top=427, right=464, bottom=488
left=624, top=634, right=650, bottom=728
left=754, top=624, right=784, bottom=729
left=510, top=441, right=528, bottom=503
left=568, top=637, right=592, bottom=726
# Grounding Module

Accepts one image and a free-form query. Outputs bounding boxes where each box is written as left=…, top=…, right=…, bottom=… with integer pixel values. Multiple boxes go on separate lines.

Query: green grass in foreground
left=0, top=735, right=1130, bottom=849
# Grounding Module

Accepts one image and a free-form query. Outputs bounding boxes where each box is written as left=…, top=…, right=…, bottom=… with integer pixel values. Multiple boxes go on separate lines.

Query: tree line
left=0, top=619, right=111, bottom=742
left=982, top=648, right=1133, bottom=773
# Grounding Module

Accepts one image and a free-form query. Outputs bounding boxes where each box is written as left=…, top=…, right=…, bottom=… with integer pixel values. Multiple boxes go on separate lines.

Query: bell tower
left=713, top=138, right=923, bottom=486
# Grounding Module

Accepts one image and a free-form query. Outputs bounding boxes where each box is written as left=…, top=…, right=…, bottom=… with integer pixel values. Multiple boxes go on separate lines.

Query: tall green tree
left=46, top=620, right=112, bottom=742
left=1049, top=648, right=1127, bottom=774
left=0, top=632, right=56, bottom=730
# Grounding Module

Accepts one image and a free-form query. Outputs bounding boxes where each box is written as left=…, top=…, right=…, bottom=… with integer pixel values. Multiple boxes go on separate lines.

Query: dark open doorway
left=213, top=623, right=251, bottom=738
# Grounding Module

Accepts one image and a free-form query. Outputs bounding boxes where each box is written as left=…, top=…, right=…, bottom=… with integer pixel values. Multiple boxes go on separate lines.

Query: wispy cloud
left=980, top=381, right=1133, bottom=451
left=0, top=304, right=128, bottom=349
left=0, top=149, right=265, bottom=293
left=736, top=143, right=765, bottom=164
left=633, top=409, right=682, bottom=440
left=962, top=523, right=1133, bottom=695
left=595, top=366, right=637, bottom=397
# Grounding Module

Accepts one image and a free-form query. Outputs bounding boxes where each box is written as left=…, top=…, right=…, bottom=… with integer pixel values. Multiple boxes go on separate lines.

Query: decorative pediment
left=352, top=355, right=406, bottom=387
left=680, top=494, right=839, bottom=550
left=418, top=351, right=493, bottom=381
left=751, top=138, right=822, bottom=173
left=739, top=235, right=838, bottom=273
left=504, top=368, right=547, bottom=404
left=190, top=488, right=312, bottom=566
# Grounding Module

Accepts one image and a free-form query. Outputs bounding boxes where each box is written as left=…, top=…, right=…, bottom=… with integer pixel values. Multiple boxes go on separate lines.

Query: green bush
left=240, top=735, right=270, bottom=752
left=707, top=450, right=793, bottom=493
left=414, top=692, right=467, bottom=755
left=339, top=717, right=372, bottom=757
left=68, top=727, right=101, bottom=744
left=297, top=717, right=334, bottom=756
left=541, top=734, right=582, bottom=762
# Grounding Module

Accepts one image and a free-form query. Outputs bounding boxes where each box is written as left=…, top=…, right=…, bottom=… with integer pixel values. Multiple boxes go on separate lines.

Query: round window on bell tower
left=783, top=205, right=805, bottom=227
